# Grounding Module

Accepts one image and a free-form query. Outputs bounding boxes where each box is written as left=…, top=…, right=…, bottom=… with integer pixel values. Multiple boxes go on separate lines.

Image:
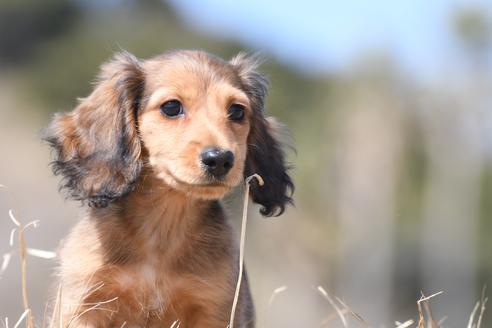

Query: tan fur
left=47, top=50, right=292, bottom=328
left=58, top=175, right=238, bottom=327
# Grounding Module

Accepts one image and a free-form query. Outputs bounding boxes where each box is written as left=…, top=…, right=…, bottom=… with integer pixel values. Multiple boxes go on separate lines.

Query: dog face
left=46, top=50, right=293, bottom=216
left=139, top=52, right=251, bottom=199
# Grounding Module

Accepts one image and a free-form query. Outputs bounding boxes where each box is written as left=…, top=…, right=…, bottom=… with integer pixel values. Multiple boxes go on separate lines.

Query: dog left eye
left=228, top=104, right=245, bottom=122
left=160, top=100, right=183, bottom=118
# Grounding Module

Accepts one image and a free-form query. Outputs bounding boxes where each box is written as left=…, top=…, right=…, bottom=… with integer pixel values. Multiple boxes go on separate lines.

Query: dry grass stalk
left=317, top=286, right=348, bottom=327
left=476, top=287, right=488, bottom=328
left=65, top=279, right=103, bottom=328
left=18, top=227, right=33, bottom=328
left=48, top=284, right=63, bottom=328
left=267, top=286, right=288, bottom=308
left=416, top=291, right=443, bottom=328
left=467, top=286, right=488, bottom=328
left=395, top=319, right=414, bottom=328
left=319, top=308, right=350, bottom=328
left=67, top=296, right=118, bottom=327
left=264, top=286, right=288, bottom=328
left=64, top=281, right=121, bottom=328
left=436, top=316, right=447, bottom=326
left=8, top=210, right=34, bottom=328
left=228, top=174, right=264, bottom=328
left=41, top=303, right=49, bottom=328
left=169, top=320, right=180, bottom=328
left=467, top=301, right=480, bottom=328
left=12, top=310, right=29, bottom=328
left=335, top=296, right=369, bottom=327
left=317, top=286, right=371, bottom=328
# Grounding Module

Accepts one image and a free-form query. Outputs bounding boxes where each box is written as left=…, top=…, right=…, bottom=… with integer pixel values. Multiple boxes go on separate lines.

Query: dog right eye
left=160, top=100, right=183, bottom=118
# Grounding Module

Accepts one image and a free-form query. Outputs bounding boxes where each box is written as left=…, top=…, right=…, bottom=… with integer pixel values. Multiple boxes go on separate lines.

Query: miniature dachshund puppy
left=46, top=50, right=293, bottom=327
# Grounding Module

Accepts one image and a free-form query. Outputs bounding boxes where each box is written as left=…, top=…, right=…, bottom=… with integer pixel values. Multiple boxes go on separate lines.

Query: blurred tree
left=453, top=10, right=492, bottom=327
left=0, top=0, right=79, bottom=66
left=417, top=6, right=492, bottom=326
left=17, top=0, right=258, bottom=111
left=333, top=60, right=404, bottom=325
left=452, top=7, right=491, bottom=72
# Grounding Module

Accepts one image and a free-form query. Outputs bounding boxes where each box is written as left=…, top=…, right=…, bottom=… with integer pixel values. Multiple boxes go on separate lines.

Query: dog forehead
left=143, top=51, right=242, bottom=92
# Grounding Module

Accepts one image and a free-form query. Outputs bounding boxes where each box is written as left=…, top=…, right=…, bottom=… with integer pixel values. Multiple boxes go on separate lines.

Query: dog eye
left=160, top=100, right=183, bottom=118
left=228, top=104, right=245, bottom=122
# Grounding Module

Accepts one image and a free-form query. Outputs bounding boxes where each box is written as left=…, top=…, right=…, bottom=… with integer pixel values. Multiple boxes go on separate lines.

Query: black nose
left=200, top=148, right=234, bottom=178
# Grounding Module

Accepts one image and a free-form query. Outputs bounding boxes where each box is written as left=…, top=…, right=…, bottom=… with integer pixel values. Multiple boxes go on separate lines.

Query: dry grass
left=2, top=210, right=58, bottom=328
left=1, top=184, right=488, bottom=328
left=1, top=176, right=268, bottom=328
left=313, top=287, right=488, bottom=328
left=229, top=174, right=264, bottom=328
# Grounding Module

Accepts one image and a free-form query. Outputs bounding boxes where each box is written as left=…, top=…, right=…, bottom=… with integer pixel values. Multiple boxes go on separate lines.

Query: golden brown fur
left=45, top=50, right=293, bottom=327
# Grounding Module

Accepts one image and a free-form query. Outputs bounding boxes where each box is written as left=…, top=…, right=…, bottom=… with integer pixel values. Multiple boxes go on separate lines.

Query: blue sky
left=168, top=0, right=492, bottom=78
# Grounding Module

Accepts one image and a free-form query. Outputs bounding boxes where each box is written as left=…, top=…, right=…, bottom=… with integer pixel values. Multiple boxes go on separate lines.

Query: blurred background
left=1, top=0, right=492, bottom=327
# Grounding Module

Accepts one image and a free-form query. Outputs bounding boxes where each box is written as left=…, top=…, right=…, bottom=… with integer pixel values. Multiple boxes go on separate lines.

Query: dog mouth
left=163, top=168, right=233, bottom=190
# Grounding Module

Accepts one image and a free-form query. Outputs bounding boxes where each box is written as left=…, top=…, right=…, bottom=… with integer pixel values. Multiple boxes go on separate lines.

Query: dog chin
left=186, top=184, right=232, bottom=200
left=156, top=170, right=234, bottom=200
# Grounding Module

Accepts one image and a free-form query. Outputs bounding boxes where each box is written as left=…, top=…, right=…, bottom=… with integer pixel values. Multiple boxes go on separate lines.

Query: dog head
left=46, top=50, right=293, bottom=216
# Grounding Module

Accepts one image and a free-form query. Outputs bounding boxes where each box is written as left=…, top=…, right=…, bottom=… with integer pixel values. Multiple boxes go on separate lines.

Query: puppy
left=46, top=50, right=293, bottom=327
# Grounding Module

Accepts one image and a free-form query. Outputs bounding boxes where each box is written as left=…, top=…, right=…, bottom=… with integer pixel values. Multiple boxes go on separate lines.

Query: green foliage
left=0, top=0, right=79, bottom=65
left=452, top=7, right=492, bottom=55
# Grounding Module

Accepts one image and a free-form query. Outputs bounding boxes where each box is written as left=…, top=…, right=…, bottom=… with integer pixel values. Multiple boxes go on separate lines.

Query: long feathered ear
left=45, top=51, right=144, bottom=208
left=230, top=53, right=294, bottom=217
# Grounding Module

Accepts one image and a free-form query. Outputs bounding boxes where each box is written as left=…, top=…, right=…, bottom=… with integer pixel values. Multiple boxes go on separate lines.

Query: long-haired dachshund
left=45, top=50, right=293, bottom=327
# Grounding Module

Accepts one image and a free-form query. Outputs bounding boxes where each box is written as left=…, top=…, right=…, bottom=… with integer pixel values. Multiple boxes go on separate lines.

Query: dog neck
left=94, top=169, right=213, bottom=257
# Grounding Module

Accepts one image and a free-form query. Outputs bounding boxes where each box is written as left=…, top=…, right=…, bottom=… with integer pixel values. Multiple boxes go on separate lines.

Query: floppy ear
left=230, top=53, right=294, bottom=217
left=45, top=51, right=144, bottom=208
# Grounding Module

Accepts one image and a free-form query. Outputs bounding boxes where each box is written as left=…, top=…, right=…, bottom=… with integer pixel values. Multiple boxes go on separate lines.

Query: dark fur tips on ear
left=245, top=118, right=294, bottom=217
left=230, top=53, right=269, bottom=113
left=44, top=51, right=144, bottom=208
left=231, top=53, right=294, bottom=217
